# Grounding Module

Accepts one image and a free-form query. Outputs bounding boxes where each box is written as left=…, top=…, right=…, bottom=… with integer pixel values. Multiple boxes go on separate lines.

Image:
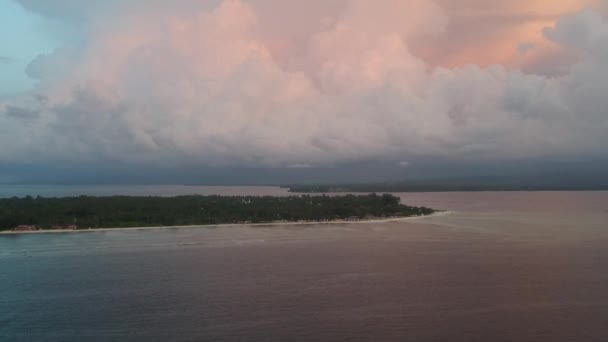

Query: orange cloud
left=413, top=0, right=599, bottom=72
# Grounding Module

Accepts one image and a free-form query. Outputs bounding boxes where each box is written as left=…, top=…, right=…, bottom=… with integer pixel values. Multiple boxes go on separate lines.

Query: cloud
left=544, top=9, right=608, bottom=58
left=518, top=42, right=536, bottom=54
left=410, top=0, right=598, bottom=70
left=3, top=105, right=39, bottom=119
left=0, top=56, right=14, bottom=64
left=1, top=0, right=607, bottom=167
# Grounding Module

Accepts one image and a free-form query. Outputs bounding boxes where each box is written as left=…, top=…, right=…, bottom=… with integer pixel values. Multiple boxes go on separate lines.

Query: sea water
left=1, top=190, right=608, bottom=341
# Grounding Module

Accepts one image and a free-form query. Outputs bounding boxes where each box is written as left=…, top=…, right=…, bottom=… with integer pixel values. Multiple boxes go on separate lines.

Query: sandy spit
left=0, top=211, right=454, bottom=235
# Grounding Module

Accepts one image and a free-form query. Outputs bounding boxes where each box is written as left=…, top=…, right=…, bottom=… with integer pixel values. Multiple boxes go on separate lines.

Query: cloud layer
left=2, top=0, right=607, bottom=167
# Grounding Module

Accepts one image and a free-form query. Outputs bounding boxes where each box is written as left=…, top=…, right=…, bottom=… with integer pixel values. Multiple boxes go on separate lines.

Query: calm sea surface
left=1, top=187, right=608, bottom=341
left=0, top=184, right=291, bottom=198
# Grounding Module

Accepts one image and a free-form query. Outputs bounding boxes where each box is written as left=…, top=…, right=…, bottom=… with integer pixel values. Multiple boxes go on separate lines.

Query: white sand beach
left=0, top=211, right=453, bottom=235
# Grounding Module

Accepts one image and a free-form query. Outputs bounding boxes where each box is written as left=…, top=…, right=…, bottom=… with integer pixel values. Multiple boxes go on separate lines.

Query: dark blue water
left=2, top=192, right=608, bottom=341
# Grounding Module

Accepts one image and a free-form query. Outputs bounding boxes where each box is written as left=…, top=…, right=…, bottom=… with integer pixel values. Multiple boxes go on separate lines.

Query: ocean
left=0, top=184, right=291, bottom=198
left=1, top=187, right=608, bottom=341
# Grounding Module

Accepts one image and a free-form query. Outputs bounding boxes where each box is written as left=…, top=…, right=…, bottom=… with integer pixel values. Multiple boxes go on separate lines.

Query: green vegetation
left=0, top=194, right=435, bottom=231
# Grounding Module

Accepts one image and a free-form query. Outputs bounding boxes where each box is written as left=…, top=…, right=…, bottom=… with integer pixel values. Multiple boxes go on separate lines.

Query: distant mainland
left=284, top=182, right=608, bottom=193
left=0, top=194, right=435, bottom=232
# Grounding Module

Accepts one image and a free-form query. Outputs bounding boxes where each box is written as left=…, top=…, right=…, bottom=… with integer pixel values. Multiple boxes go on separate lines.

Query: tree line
left=0, top=194, right=435, bottom=231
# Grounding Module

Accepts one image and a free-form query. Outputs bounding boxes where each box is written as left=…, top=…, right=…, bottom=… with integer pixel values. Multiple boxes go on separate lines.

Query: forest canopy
left=0, top=194, right=435, bottom=231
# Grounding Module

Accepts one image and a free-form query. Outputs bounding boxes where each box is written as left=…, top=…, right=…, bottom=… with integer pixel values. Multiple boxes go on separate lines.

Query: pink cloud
left=2, top=0, right=607, bottom=166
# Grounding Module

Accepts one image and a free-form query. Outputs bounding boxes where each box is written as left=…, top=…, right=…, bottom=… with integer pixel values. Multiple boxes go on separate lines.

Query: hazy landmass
left=0, top=194, right=434, bottom=231
left=286, top=182, right=608, bottom=193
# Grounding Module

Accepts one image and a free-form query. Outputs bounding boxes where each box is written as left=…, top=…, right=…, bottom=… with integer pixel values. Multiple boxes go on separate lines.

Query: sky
left=1, top=0, right=608, bottom=184
left=0, top=0, right=61, bottom=97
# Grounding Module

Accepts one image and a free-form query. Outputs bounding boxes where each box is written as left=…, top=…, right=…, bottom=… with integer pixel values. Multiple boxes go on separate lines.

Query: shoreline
left=0, top=211, right=453, bottom=236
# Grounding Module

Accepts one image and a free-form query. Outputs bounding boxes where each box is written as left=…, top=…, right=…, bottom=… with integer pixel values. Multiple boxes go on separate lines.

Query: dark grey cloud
left=3, top=105, right=39, bottom=119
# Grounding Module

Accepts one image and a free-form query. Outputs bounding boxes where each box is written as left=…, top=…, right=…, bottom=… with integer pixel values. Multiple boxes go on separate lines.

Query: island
left=0, top=194, right=436, bottom=232
left=284, top=182, right=608, bottom=193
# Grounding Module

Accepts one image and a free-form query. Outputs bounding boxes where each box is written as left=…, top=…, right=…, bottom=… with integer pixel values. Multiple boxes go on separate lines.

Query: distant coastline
left=284, top=184, right=608, bottom=193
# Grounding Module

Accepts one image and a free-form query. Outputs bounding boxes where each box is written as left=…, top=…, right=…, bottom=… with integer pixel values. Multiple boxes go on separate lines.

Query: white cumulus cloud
left=1, top=0, right=608, bottom=167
